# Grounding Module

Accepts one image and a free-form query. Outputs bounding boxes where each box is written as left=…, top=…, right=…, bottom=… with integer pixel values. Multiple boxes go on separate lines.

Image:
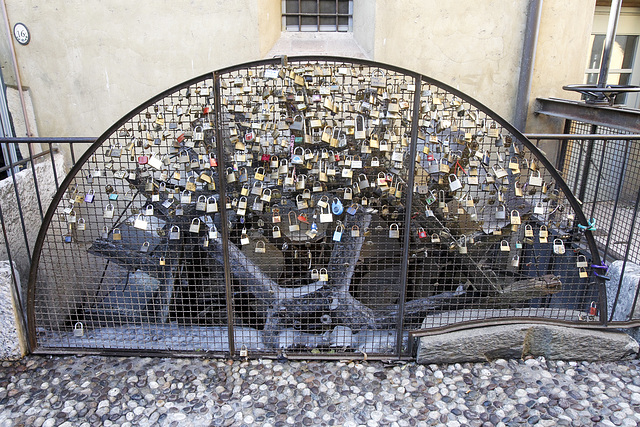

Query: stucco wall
left=370, top=0, right=529, bottom=123
left=0, top=0, right=270, bottom=139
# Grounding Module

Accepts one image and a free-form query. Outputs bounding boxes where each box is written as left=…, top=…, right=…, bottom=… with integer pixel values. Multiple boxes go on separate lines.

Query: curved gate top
left=28, top=56, right=603, bottom=358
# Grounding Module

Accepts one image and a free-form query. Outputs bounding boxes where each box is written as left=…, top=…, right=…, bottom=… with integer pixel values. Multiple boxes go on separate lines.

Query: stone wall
left=0, top=150, right=66, bottom=295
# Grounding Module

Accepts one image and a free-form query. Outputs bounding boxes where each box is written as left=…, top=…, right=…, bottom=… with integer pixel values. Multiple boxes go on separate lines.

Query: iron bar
left=0, top=202, right=29, bottom=353
left=608, top=183, right=640, bottom=321
left=213, top=71, right=235, bottom=357
left=597, top=0, right=623, bottom=90
left=25, top=143, right=44, bottom=220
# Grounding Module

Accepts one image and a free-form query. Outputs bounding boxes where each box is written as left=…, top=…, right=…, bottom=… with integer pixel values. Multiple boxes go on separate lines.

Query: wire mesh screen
left=29, top=58, right=602, bottom=358
left=560, top=121, right=640, bottom=266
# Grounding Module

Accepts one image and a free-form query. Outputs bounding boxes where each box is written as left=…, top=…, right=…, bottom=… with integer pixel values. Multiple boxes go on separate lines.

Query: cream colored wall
left=370, top=0, right=529, bottom=123
left=526, top=0, right=597, bottom=136
left=257, top=0, right=282, bottom=58
left=1, top=0, right=269, bottom=139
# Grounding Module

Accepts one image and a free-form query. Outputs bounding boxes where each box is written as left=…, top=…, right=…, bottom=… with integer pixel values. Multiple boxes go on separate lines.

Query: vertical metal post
left=395, top=74, right=421, bottom=358
left=213, top=71, right=236, bottom=356
left=597, top=0, right=623, bottom=90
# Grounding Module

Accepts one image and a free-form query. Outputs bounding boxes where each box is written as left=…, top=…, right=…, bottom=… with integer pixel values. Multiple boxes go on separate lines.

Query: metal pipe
left=513, top=0, right=543, bottom=131
left=1, top=0, right=33, bottom=137
left=597, top=0, right=623, bottom=89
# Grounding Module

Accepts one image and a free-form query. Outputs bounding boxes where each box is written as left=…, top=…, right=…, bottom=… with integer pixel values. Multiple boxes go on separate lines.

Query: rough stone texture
left=417, top=323, right=639, bottom=364
left=606, top=260, right=640, bottom=321
left=2, top=355, right=640, bottom=426
left=0, top=150, right=66, bottom=292
left=0, top=261, right=27, bottom=360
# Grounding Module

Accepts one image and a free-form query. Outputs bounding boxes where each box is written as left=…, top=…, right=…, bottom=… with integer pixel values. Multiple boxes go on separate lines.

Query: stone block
left=606, top=260, right=640, bottom=321
left=0, top=261, right=28, bottom=360
left=417, top=323, right=638, bottom=364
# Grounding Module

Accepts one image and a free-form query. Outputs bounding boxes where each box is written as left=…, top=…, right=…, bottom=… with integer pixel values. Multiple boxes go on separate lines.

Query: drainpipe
left=597, top=0, right=622, bottom=89
left=1, top=0, right=33, bottom=137
left=513, top=0, right=543, bottom=132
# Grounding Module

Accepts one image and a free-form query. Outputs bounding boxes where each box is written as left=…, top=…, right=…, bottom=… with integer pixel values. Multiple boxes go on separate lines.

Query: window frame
left=282, top=0, right=353, bottom=33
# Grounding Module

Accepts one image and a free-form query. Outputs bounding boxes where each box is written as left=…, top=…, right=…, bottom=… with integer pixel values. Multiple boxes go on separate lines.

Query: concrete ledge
left=0, top=261, right=27, bottom=360
left=417, top=324, right=639, bottom=364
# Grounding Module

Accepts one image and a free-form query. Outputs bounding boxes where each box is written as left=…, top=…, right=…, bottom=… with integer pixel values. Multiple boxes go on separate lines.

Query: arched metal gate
left=27, top=57, right=604, bottom=359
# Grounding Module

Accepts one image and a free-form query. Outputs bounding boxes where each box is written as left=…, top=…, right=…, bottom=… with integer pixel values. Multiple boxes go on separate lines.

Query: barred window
left=282, top=0, right=352, bottom=32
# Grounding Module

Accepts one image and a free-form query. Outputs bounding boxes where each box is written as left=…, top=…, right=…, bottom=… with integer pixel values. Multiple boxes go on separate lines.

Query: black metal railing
left=0, top=138, right=94, bottom=352
left=528, top=130, right=640, bottom=323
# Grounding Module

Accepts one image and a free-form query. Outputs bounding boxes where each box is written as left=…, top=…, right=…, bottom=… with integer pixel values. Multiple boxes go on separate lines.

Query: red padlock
left=138, top=155, right=148, bottom=165
left=210, top=158, right=218, bottom=167
left=261, top=154, right=271, bottom=163
left=589, top=302, right=597, bottom=316
left=245, top=131, right=255, bottom=142
left=177, top=133, right=185, bottom=143
left=335, top=154, right=341, bottom=162
left=297, top=213, right=309, bottom=223
left=203, top=106, right=210, bottom=114
left=427, top=154, right=435, bottom=161
left=418, top=228, right=427, bottom=239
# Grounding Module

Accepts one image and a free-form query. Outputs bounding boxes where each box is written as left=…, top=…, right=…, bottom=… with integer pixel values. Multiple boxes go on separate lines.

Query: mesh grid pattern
left=30, top=60, right=600, bottom=358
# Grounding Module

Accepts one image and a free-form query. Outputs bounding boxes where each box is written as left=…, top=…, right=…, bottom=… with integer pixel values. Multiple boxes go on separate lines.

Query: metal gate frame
left=26, top=56, right=606, bottom=359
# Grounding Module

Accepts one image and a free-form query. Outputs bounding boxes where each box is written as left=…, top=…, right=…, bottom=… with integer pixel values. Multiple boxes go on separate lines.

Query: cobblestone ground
left=0, top=355, right=639, bottom=426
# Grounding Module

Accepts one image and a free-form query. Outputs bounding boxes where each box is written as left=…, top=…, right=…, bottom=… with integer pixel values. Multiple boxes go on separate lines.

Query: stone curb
left=417, top=323, right=639, bottom=364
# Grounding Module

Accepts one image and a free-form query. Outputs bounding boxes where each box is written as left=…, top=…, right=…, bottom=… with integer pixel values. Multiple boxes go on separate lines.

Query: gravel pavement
left=0, top=355, right=639, bottom=426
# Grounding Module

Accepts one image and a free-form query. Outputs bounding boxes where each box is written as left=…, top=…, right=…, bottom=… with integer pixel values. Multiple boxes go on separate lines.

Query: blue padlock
left=331, top=198, right=344, bottom=215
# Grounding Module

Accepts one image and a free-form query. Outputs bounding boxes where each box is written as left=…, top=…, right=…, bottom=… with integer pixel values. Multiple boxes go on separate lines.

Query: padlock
left=134, top=214, right=148, bottom=230
left=495, top=204, right=506, bottom=220
left=576, top=255, right=588, bottom=268
left=524, top=224, right=534, bottom=237
left=389, top=223, right=400, bottom=239
left=579, top=268, right=589, bottom=278
left=240, top=229, right=250, bottom=245
left=196, top=195, right=207, bottom=211
left=319, top=268, right=329, bottom=282
left=529, top=171, right=543, bottom=187
left=331, top=198, right=344, bottom=215
left=510, top=210, right=521, bottom=225
left=310, top=268, right=319, bottom=280
left=319, top=206, right=333, bottom=223
left=511, top=255, right=520, bottom=268
left=272, top=226, right=281, bottom=238
left=140, top=241, right=150, bottom=253
left=159, top=257, right=166, bottom=266
left=84, top=189, right=95, bottom=203
left=458, top=236, right=468, bottom=254
left=431, top=233, right=441, bottom=243
left=448, top=174, right=462, bottom=192
left=534, top=202, right=545, bottom=215
left=418, top=227, right=427, bottom=239
left=112, top=228, right=122, bottom=241
left=355, top=115, right=366, bottom=140
left=333, top=224, right=344, bottom=242
left=255, top=241, right=266, bottom=253
left=73, top=322, right=84, bottom=337
left=351, top=225, right=360, bottom=237
left=209, top=225, right=219, bottom=239
left=103, top=204, right=115, bottom=219
left=589, top=302, right=597, bottom=316
left=206, top=196, right=218, bottom=213
left=500, top=240, right=510, bottom=252
left=190, top=218, right=201, bottom=233
left=553, top=239, right=565, bottom=254
left=169, top=225, right=181, bottom=240
left=181, top=190, right=192, bottom=204
left=64, top=234, right=72, bottom=243
left=288, top=212, right=300, bottom=232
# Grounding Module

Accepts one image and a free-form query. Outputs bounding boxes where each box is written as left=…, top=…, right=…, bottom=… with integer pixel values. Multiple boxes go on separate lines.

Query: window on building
left=584, top=34, right=638, bottom=104
left=282, top=0, right=352, bottom=32
left=585, top=6, right=640, bottom=108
